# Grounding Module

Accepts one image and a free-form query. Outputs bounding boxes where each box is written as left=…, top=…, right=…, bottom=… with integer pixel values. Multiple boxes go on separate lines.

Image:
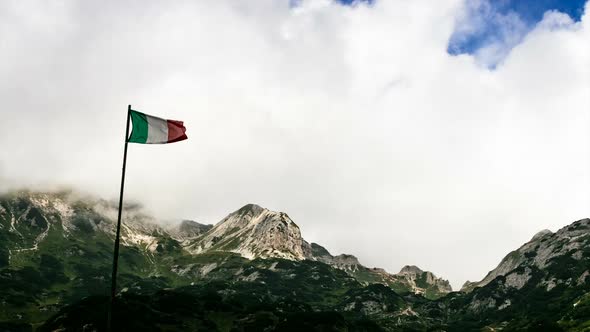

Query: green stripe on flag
left=128, top=110, right=149, bottom=143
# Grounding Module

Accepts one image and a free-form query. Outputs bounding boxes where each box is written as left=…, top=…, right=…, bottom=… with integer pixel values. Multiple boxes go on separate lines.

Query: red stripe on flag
left=167, top=119, right=188, bottom=143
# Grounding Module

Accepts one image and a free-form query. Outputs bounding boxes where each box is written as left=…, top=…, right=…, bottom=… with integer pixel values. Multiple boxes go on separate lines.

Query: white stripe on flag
left=146, top=114, right=169, bottom=144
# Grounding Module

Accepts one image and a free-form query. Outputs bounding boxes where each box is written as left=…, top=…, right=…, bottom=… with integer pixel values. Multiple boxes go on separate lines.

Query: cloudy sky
left=1, top=0, right=589, bottom=289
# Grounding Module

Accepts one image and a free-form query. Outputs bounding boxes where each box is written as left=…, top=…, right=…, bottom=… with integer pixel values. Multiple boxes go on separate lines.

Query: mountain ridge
left=0, top=190, right=451, bottom=297
left=461, top=219, right=590, bottom=293
left=3, top=189, right=590, bottom=331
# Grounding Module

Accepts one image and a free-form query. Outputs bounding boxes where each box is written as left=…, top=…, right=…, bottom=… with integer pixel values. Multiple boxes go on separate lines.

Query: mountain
left=0, top=190, right=450, bottom=330
left=304, top=242, right=452, bottom=300
left=0, top=190, right=185, bottom=327
left=435, top=218, right=590, bottom=331
left=174, top=201, right=451, bottom=299
left=459, top=227, right=580, bottom=292
left=183, top=203, right=309, bottom=260
left=2, top=189, right=589, bottom=331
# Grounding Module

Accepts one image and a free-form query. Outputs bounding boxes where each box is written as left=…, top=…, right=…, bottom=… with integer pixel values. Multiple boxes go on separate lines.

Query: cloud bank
left=0, top=0, right=589, bottom=288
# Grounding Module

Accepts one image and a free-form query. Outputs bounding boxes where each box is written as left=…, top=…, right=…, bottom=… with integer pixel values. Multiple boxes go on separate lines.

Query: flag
left=128, top=110, right=187, bottom=144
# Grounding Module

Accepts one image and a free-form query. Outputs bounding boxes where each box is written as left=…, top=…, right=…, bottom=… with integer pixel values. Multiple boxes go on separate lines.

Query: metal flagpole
left=107, top=104, right=131, bottom=332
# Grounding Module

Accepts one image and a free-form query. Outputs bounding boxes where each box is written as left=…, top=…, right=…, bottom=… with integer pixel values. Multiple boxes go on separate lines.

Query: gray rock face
left=330, top=254, right=362, bottom=272
left=460, top=280, right=479, bottom=293
left=0, top=191, right=174, bottom=256
left=396, top=265, right=453, bottom=294
left=305, top=244, right=452, bottom=298
left=171, top=220, right=213, bottom=240
left=531, top=229, right=553, bottom=241
left=462, top=219, right=590, bottom=292
left=453, top=220, right=590, bottom=321
left=185, top=204, right=309, bottom=260
left=504, top=267, right=532, bottom=289
left=399, top=265, right=424, bottom=275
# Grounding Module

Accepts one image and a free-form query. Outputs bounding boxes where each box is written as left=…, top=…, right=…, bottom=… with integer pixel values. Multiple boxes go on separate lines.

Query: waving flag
left=128, top=110, right=187, bottom=144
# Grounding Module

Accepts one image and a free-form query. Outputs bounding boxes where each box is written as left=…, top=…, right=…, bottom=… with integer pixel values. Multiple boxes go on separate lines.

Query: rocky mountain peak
left=171, top=220, right=213, bottom=240
left=211, top=203, right=270, bottom=230
left=186, top=204, right=307, bottom=260
left=330, top=254, right=361, bottom=272
left=394, top=265, right=453, bottom=294
left=233, top=203, right=266, bottom=218
left=399, top=265, right=424, bottom=275
left=531, top=229, right=553, bottom=241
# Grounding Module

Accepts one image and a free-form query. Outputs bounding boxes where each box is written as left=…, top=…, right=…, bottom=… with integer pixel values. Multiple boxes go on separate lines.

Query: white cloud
left=0, top=0, right=588, bottom=289
left=448, top=0, right=532, bottom=67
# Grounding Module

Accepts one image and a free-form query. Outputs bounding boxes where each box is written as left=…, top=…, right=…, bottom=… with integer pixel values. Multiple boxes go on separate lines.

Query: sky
left=0, top=0, right=589, bottom=289
left=447, top=0, right=587, bottom=67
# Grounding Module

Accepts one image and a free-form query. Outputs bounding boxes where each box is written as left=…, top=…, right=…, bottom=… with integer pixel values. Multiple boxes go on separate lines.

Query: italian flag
left=128, top=110, right=187, bottom=144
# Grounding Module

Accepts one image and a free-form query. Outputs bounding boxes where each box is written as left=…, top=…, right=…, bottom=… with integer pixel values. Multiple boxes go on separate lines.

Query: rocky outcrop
left=460, top=280, right=479, bottom=293
left=397, top=265, right=453, bottom=294
left=303, top=241, right=451, bottom=298
left=170, top=220, right=213, bottom=240
left=185, top=204, right=309, bottom=260
left=461, top=220, right=590, bottom=292
left=331, top=254, right=362, bottom=272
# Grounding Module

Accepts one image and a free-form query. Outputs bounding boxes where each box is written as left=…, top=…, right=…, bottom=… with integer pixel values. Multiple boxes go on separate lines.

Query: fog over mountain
left=0, top=0, right=589, bottom=289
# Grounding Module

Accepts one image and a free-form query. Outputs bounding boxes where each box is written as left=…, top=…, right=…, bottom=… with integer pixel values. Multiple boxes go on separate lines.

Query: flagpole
left=107, top=105, right=131, bottom=332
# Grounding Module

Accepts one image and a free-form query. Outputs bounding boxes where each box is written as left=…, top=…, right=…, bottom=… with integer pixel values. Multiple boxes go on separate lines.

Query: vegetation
left=1, top=191, right=590, bottom=331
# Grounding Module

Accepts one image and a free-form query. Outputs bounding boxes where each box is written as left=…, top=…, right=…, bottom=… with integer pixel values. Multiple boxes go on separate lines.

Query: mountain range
left=0, top=189, right=589, bottom=331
